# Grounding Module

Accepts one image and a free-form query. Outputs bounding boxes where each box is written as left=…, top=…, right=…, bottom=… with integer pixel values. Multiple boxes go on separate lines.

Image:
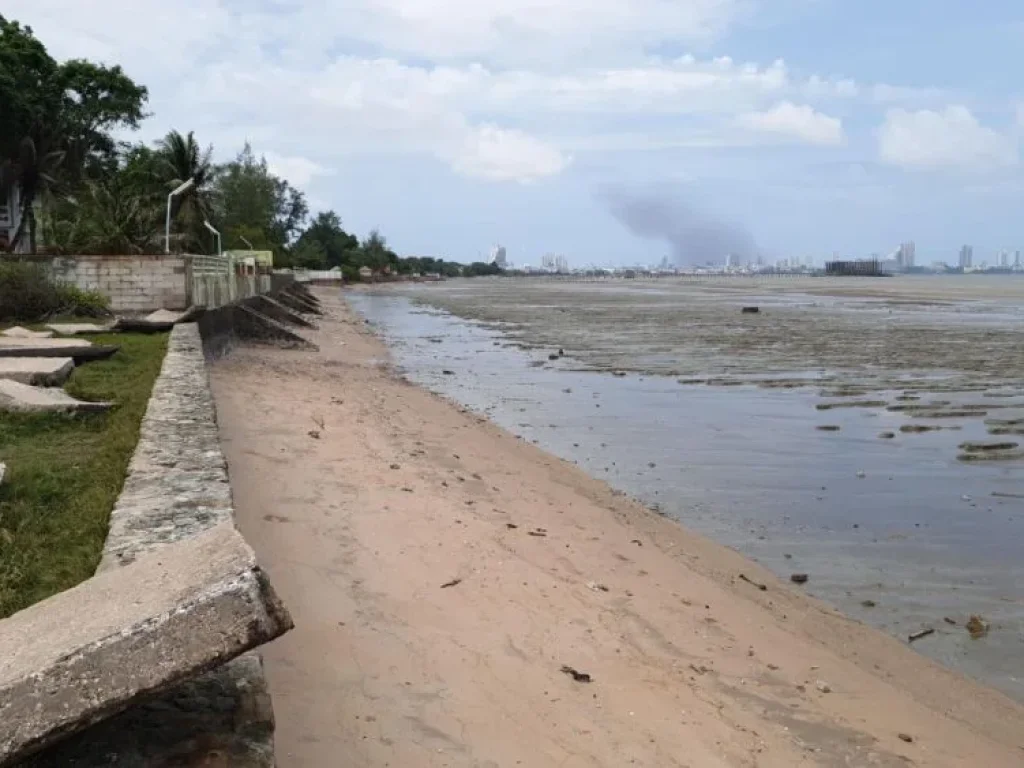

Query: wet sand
left=211, top=292, right=1024, bottom=767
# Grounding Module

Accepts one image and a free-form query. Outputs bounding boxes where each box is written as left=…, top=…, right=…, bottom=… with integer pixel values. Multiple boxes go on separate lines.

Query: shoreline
left=211, top=290, right=1024, bottom=766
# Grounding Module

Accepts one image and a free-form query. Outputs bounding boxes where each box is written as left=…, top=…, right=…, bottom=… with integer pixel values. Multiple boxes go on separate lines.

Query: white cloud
left=3, top=0, right=950, bottom=190
left=737, top=102, right=845, bottom=146
left=878, top=106, right=1018, bottom=171
left=263, top=153, right=332, bottom=188
left=451, top=125, right=571, bottom=182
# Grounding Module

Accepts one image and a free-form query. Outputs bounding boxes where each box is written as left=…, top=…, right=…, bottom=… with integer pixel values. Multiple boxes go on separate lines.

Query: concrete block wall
left=44, top=255, right=189, bottom=313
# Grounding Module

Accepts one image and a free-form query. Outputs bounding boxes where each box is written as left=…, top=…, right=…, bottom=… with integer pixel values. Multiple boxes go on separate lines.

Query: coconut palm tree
left=156, top=130, right=215, bottom=252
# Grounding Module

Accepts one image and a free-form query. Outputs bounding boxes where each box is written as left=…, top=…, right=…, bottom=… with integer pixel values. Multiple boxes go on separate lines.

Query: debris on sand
left=908, top=628, right=935, bottom=643
left=561, top=665, right=592, bottom=683
left=630, top=539, right=643, bottom=547
left=790, top=573, right=809, bottom=585
left=440, top=578, right=463, bottom=589
left=586, top=581, right=610, bottom=592
left=943, top=617, right=957, bottom=625
left=505, top=523, right=518, bottom=529
left=966, top=615, right=989, bottom=639
left=528, top=529, right=547, bottom=537
left=898, top=733, right=914, bottom=743
left=815, top=680, right=832, bottom=694
left=307, top=430, right=321, bottom=439
left=739, top=573, right=768, bottom=591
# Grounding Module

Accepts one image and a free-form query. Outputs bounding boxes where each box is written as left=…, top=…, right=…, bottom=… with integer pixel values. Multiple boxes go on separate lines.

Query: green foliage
left=0, top=260, right=60, bottom=321
left=0, top=331, right=168, bottom=617
left=213, top=142, right=307, bottom=256
left=53, top=283, right=111, bottom=317
left=0, top=14, right=148, bottom=253
left=0, top=259, right=111, bottom=320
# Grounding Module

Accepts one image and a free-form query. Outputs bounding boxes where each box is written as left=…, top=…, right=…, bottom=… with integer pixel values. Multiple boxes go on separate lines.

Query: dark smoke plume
left=601, top=185, right=756, bottom=265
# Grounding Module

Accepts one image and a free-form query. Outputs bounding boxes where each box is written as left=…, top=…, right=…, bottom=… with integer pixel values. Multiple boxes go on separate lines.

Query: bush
left=0, top=260, right=111, bottom=321
left=54, top=284, right=111, bottom=318
left=0, top=261, right=61, bottom=322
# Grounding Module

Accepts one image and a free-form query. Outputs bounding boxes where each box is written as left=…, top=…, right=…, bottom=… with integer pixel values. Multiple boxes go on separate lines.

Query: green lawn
left=0, top=332, right=168, bottom=618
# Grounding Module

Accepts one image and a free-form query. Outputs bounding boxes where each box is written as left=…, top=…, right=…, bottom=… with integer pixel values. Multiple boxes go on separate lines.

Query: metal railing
left=187, top=254, right=271, bottom=309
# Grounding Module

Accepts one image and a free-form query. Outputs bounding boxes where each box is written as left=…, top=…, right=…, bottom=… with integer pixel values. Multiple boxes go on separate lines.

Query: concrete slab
left=0, top=338, right=117, bottom=363
left=0, top=380, right=111, bottom=413
left=45, top=323, right=113, bottom=336
left=0, top=523, right=292, bottom=766
left=0, top=358, right=74, bottom=386
left=144, top=308, right=197, bottom=324
left=1, top=327, right=54, bottom=339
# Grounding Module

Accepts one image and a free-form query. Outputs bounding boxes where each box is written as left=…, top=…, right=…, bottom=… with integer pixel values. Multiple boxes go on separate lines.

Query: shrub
left=0, top=260, right=111, bottom=321
left=0, top=261, right=61, bottom=322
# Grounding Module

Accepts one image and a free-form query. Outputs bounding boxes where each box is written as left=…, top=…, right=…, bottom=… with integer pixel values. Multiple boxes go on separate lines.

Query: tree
left=156, top=130, right=214, bottom=252
left=295, top=210, right=359, bottom=268
left=0, top=15, right=147, bottom=252
left=213, top=143, right=308, bottom=256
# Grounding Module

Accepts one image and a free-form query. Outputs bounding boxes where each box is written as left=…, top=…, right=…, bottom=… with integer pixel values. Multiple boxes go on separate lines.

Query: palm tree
left=1, top=132, right=65, bottom=253
left=156, top=130, right=214, bottom=252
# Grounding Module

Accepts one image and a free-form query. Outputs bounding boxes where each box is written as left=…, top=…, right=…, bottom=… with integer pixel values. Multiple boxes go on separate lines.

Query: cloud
left=737, top=102, right=845, bottom=145
left=451, top=125, right=571, bottom=183
left=263, top=153, right=331, bottom=188
left=878, top=106, right=1018, bottom=171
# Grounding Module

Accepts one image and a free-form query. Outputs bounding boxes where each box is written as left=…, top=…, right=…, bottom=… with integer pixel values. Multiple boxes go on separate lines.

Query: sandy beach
left=210, top=291, right=1024, bottom=767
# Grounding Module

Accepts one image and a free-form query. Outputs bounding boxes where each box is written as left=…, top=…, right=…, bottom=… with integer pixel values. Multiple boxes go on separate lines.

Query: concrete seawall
left=26, top=324, right=278, bottom=767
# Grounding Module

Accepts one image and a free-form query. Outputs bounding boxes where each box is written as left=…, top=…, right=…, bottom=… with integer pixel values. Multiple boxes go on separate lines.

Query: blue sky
left=8, top=0, right=1024, bottom=265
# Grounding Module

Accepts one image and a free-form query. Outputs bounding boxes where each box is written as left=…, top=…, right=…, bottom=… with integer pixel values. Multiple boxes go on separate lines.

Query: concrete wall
left=190, top=271, right=271, bottom=310
left=43, top=255, right=189, bottom=312
left=28, top=324, right=275, bottom=767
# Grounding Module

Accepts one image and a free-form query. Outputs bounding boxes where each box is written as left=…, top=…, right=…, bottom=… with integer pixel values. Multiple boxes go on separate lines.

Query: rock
left=442, top=369, right=455, bottom=375
left=0, top=380, right=111, bottom=414
left=548, top=353, right=559, bottom=361
left=861, top=600, right=877, bottom=608
left=741, top=306, right=760, bottom=314
left=959, top=440, right=1019, bottom=452
left=0, top=358, right=74, bottom=387
left=790, top=573, right=809, bottom=584
left=815, top=680, right=831, bottom=693
left=966, top=615, right=989, bottom=639
left=0, top=523, right=292, bottom=767
left=898, top=733, right=914, bottom=743
left=879, top=431, right=896, bottom=439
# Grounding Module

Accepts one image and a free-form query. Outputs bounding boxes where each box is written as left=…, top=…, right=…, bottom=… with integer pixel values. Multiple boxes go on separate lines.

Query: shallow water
left=349, top=291, right=1024, bottom=703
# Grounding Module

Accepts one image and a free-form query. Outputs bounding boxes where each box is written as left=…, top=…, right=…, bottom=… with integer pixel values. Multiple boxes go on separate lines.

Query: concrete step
left=0, top=380, right=111, bottom=413
left=0, top=327, right=54, bottom=340
left=45, top=323, right=114, bottom=336
left=0, top=358, right=75, bottom=386
left=0, top=523, right=292, bottom=766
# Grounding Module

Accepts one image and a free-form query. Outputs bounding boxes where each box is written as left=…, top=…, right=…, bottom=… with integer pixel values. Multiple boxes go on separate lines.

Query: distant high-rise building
left=489, top=245, right=508, bottom=268
left=898, top=241, right=916, bottom=269
left=1015, top=251, right=1021, bottom=268
left=999, top=250, right=1010, bottom=268
left=958, top=245, right=973, bottom=269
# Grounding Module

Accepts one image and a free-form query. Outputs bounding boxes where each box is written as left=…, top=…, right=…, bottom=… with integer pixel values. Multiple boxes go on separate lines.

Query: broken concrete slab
left=144, top=307, right=199, bottom=325
left=0, top=522, right=292, bottom=767
left=199, top=303, right=316, bottom=358
left=45, top=323, right=114, bottom=336
left=0, top=380, right=111, bottom=414
left=0, top=358, right=74, bottom=386
left=0, top=326, right=53, bottom=339
left=0, top=338, right=117, bottom=363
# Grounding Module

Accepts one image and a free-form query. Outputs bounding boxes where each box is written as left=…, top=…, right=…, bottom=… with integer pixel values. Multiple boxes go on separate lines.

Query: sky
left=7, top=0, right=1024, bottom=265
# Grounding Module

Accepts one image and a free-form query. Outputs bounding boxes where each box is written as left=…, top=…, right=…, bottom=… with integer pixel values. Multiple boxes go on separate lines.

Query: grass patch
left=0, top=332, right=168, bottom=618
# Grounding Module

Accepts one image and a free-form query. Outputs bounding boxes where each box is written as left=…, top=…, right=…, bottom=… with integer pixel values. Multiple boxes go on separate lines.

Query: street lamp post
left=165, top=177, right=195, bottom=254
left=203, top=220, right=222, bottom=256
